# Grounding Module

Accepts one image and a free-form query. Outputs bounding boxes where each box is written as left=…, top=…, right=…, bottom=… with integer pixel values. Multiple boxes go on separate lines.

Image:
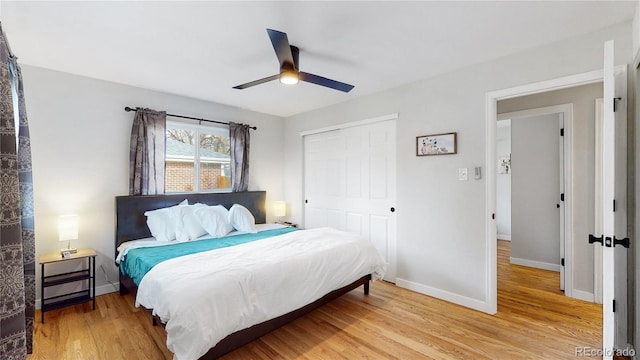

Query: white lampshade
left=58, top=215, right=79, bottom=242
left=273, top=201, right=286, bottom=218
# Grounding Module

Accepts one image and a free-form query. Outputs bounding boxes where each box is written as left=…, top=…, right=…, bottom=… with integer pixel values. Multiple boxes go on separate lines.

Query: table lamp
left=59, top=215, right=78, bottom=255
left=273, top=201, right=286, bottom=223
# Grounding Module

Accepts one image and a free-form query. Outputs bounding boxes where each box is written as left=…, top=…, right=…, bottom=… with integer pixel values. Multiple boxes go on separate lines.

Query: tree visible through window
left=165, top=123, right=231, bottom=192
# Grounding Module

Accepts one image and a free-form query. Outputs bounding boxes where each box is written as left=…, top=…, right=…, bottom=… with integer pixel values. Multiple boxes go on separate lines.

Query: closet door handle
left=390, top=207, right=395, bottom=213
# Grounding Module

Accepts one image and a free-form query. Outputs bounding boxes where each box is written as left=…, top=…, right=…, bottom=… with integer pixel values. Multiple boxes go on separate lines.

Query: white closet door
left=304, top=119, right=397, bottom=282
left=303, top=129, right=344, bottom=230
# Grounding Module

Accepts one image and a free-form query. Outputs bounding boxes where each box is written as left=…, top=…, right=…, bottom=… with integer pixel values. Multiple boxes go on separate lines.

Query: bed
left=115, top=191, right=386, bottom=360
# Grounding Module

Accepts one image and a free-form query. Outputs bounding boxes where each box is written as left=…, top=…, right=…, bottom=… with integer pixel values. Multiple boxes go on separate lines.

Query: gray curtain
left=0, top=24, right=35, bottom=359
left=229, top=122, right=250, bottom=192
left=129, top=108, right=166, bottom=195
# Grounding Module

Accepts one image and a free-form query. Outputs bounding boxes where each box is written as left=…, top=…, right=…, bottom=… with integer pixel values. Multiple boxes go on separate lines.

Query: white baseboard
left=497, top=234, right=511, bottom=241
left=36, top=283, right=119, bottom=310
left=510, top=257, right=560, bottom=272
left=571, top=289, right=595, bottom=303
left=395, top=278, right=492, bottom=314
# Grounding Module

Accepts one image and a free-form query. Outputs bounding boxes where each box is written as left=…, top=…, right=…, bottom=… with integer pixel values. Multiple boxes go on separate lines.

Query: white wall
left=21, top=65, right=285, bottom=304
left=496, top=121, right=511, bottom=240
left=283, top=22, right=631, bottom=311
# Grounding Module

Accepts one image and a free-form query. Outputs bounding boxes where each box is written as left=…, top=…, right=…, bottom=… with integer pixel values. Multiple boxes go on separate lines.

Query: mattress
left=134, top=226, right=386, bottom=360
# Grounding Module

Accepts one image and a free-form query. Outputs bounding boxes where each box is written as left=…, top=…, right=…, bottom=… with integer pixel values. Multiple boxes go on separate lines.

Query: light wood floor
left=28, top=240, right=602, bottom=359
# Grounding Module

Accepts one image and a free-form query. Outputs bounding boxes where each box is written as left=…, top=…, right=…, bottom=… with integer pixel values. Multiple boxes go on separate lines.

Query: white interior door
left=510, top=113, right=562, bottom=273
left=303, top=129, right=344, bottom=230
left=557, top=114, right=565, bottom=292
left=597, top=39, right=629, bottom=359
left=303, top=119, right=397, bottom=282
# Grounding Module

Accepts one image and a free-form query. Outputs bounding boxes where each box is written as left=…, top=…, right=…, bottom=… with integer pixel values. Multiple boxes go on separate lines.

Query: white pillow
left=174, top=203, right=208, bottom=242
left=228, top=204, right=257, bottom=233
left=144, top=199, right=188, bottom=242
left=194, top=205, right=233, bottom=238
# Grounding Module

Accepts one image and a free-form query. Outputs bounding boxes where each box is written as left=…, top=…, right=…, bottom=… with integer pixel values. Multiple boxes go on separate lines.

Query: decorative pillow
left=228, top=204, right=257, bottom=233
left=194, top=205, right=233, bottom=238
left=174, top=203, right=208, bottom=242
left=144, top=199, right=188, bottom=242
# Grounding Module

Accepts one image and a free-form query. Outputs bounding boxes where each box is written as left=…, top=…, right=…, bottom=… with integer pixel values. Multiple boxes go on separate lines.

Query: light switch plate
left=458, top=168, right=468, bottom=181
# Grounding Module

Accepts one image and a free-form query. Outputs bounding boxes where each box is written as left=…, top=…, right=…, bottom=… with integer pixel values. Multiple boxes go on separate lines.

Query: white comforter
left=135, top=227, right=386, bottom=360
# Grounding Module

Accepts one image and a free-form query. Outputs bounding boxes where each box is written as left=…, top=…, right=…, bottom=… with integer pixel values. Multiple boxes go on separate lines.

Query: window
left=165, top=122, right=231, bottom=192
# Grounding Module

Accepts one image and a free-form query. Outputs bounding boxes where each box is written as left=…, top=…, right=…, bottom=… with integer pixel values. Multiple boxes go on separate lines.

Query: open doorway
left=496, top=108, right=567, bottom=296
left=485, top=64, right=629, bottom=350
left=495, top=84, right=602, bottom=302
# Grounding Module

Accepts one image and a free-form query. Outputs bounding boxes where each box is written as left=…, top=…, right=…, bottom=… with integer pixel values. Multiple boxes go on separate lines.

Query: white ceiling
left=1, top=1, right=635, bottom=117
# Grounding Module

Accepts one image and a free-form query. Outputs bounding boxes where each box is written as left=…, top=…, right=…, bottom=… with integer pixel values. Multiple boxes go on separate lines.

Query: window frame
left=165, top=120, right=231, bottom=194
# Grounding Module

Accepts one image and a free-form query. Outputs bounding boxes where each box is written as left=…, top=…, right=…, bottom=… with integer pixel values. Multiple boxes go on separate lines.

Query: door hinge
left=561, top=258, right=565, bottom=266
left=560, top=128, right=564, bottom=136
left=613, top=97, right=622, bottom=112
left=560, top=193, right=564, bottom=202
left=613, top=299, right=616, bottom=312
left=613, top=199, right=616, bottom=212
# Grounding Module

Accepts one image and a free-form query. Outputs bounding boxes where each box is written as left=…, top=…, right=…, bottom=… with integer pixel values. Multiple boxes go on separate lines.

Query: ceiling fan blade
left=233, top=74, right=279, bottom=89
left=267, top=29, right=294, bottom=68
left=299, top=72, right=354, bottom=93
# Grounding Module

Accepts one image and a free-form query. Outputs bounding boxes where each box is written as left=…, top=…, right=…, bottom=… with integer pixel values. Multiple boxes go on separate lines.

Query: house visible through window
left=165, top=122, right=231, bottom=192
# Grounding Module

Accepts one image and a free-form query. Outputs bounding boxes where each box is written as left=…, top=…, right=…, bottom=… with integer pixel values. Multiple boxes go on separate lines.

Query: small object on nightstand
left=39, top=248, right=96, bottom=323
left=276, top=221, right=298, bottom=228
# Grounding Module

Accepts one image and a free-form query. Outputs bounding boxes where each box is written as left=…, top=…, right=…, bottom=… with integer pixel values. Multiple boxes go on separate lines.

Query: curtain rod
left=124, top=106, right=257, bottom=130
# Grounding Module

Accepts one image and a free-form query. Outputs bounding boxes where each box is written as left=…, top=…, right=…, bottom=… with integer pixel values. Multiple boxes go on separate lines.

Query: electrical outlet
left=458, top=168, right=468, bottom=181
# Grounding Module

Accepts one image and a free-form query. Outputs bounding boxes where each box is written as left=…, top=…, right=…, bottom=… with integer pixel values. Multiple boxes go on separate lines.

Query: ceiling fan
left=233, top=29, right=354, bottom=93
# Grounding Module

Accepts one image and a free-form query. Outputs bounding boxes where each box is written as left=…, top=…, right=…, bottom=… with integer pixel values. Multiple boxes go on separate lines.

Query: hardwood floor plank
left=28, top=240, right=602, bottom=359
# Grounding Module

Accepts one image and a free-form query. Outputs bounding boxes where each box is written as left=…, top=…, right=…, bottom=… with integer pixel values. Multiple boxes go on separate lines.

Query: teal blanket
left=120, top=227, right=297, bottom=285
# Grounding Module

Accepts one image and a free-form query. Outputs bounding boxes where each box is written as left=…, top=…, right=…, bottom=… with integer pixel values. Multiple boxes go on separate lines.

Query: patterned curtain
left=229, top=122, right=250, bottom=192
left=129, top=108, right=166, bottom=195
left=0, top=24, right=35, bottom=359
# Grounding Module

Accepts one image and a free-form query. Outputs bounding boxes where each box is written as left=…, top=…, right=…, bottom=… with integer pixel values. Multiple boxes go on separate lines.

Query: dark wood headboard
left=115, top=191, right=266, bottom=258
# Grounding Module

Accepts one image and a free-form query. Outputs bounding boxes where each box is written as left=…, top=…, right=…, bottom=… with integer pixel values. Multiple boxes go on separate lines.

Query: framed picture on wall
left=416, top=132, right=457, bottom=156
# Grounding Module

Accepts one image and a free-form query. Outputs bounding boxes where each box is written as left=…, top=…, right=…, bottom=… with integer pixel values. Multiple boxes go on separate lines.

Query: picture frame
left=416, top=132, right=457, bottom=156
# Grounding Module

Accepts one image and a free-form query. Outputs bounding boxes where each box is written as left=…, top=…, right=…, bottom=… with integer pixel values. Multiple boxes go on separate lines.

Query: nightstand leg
left=40, top=263, right=44, bottom=323
left=92, top=256, right=96, bottom=310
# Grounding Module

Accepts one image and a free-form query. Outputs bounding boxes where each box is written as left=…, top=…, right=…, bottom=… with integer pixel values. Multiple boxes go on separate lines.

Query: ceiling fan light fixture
left=279, top=69, right=299, bottom=85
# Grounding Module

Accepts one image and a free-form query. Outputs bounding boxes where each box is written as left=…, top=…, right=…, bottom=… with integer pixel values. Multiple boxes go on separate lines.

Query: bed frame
left=114, top=191, right=371, bottom=359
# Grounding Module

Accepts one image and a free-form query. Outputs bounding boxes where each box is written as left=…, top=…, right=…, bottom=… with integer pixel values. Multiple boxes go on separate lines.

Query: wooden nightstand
left=38, top=248, right=96, bottom=323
